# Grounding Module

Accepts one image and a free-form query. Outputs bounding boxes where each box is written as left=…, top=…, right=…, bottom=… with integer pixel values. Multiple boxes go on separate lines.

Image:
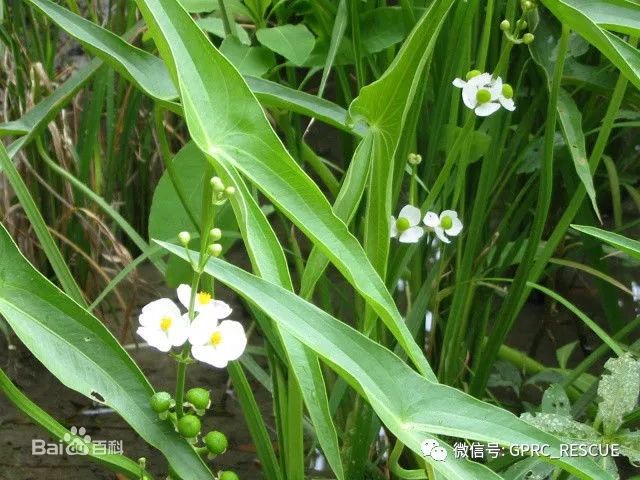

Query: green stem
left=470, top=24, right=570, bottom=396
left=217, top=0, right=236, bottom=37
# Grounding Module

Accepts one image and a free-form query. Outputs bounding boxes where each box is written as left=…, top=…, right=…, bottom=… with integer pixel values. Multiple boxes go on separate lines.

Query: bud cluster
left=499, top=0, right=537, bottom=45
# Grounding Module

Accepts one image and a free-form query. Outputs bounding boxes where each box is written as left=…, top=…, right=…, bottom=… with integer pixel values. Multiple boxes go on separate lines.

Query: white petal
left=423, top=211, right=440, bottom=228
left=446, top=217, right=463, bottom=236
left=141, top=298, right=180, bottom=319
left=461, top=84, right=478, bottom=109
left=433, top=227, right=450, bottom=244
left=398, top=205, right=421, bottom=226
left=452, top=78, right=466, bottom=88
left=489, top=77, right=502, bottom=99
left=167, top=315, right=189, bottom=347
left=176, top=284, right=192, bottom=309
left=137, top=327, right=172, bottom=352
left=499, top=97, right=516, bottom=111
left=390, top=216, right=398, bottom=238
left=468, top=72, right=492, bottom=86
left=440, top=210, right=458, bottom=220
left=188, top=314, right=217, bottom=346
left=398, top=226, right=424, bottom=244
left=206, top=300, right=233, bottom=319
left=474, top=102, right=501, bottom=117
left=216, top=320, right=247, bottom=361
left=192, top=345, right=229, bottom=368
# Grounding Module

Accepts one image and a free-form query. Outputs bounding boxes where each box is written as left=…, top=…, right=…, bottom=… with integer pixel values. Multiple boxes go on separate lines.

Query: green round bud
left=177, top=415, right=201, bottom=439
left=209, top=228, right=222, bottom=242
left=476, top=88, right=492, bottom=104
left=211, top=176, right=225, bottom=192
left=516, top=19, right=528, bottom=30
left=225, top=186, right=236, bottom=196
left=396, top=217, right=411, bottom=232
left=522, top=33, right=535, bottom=44
left=501, top=83, right=514, bottom=99
left=465, top=69, right=482, bottom=81
left=500, top=20, right=510, bottom=31
left=208, top=243, right=223, bottom=257
left=522, top=0, right=534, bottom=10
left=440, top=216, right=453, bottom=230
left=204, top=431, right=228, bottom=455
left=407, top=153, right=422, bottom=166
left=178, top=231, right=191, bottom=246
left=186, top=388, right=211, bottom=410
left=219, top=472, right=240, bottom=480
left=150, top=392, right=172, bottom=413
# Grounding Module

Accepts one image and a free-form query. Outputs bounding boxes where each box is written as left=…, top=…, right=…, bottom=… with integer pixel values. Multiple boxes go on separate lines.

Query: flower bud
left=522, top=0, right=534, bottom=10
left=224, top=186, right=236, bottom=196
left=150, top=392, right=172, bottom=414
left=178, top=231, right=191, bottom=246
left=522, top=33, right=535, bottom=44
left=500, top=19, right=511, bottom=31
left=219, top=472, right=240, bottom=480
left=186, top=388, right=211, bottom=411
left=204, top=431, right=228, bottom=455
left=465, top=69, right=482, bottom=81
left=516, top=19, right=528, bottom=30
left=407, top=153, right=422, bottom=166
left=177, top=415, right=201, bottom=439
left=211, top=176, right=225, bottom=192
left=502, top=83, right=514, bottom=99
left=209, top=228, right=222, bottom=242
left=208, top=243, right=223, bottom=257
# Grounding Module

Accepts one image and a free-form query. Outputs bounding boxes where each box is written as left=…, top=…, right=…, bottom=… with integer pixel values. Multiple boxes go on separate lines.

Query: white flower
left=390, top=205, right=424, bottom=243
left=423, top=210, right=463, bottom=244
left=136, top=299, right=189, bottom=352
left=177, top=284, right=232, bottom=317
left=188, top=314, right=247, bottom=368
left=452, top=72, right=508, bottom=117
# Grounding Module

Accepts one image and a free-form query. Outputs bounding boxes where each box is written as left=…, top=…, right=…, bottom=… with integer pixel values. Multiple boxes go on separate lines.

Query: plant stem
left=470, top=24, right=570, bottom=396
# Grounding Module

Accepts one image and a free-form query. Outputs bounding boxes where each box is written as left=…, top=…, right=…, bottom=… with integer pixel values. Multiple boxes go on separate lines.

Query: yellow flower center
left=197, top=291, right=212, bottom=305
left=160, top=316, right=173, bottom=332
left=210, top=331, right=223, bottom=346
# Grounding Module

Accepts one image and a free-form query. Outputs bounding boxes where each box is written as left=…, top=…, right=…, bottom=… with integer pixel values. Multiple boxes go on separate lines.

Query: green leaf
left=0, top=225, right=212, bottom=479
left=556, top=342, right=578, bottom=370
left=25, top=0, right=178, bottom=104
left=134, top=0, right=432, bottom=379
left=219, top=36, right=275, bottom=77
left=159, top=242, right=614, bottom=480
left=571, top=225, right=640, bottom=261
left=0, top=368, right=152, bottom=479
left=597, top=353, right=640, bottom=435
left=196, top=15, right=251, bottom=44
left=541, top=384, right=572, bottom=416
left=520, top=413, right=601, bottom=443
left=540, top=0, right=640, bottom=90
left=559, top=0, right=640, bottom=37
left=557, top=90, right=600, bottom=221
left=360, top=7, right=409, bottom=54
left=256, top=24, right=315, bottom=65
left=246, top=76, right=362, bottom=136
